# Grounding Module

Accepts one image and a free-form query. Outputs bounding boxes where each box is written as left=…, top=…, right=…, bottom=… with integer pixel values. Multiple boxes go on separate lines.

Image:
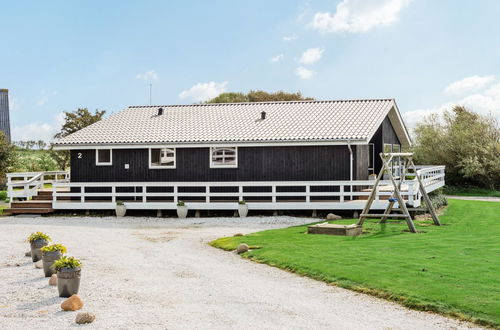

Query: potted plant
left=27, top=232, right=51, bottom=262
left=238, top=200, right=248, bottom=217
left=41, top=244, right=67, bottom=277
left=116, top=201, right=126, bottom=217
left=176, top=200, right=188, bottom=218
left=53, top=256, right=82, bottom=298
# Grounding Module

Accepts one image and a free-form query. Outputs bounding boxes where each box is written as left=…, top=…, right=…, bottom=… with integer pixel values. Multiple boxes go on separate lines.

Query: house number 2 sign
left=78, top=153, right=83, bottom=159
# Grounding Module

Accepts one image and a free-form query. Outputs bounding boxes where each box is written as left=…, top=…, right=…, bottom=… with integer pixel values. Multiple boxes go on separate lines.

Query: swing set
left=357, top=152, right=441, bottom=233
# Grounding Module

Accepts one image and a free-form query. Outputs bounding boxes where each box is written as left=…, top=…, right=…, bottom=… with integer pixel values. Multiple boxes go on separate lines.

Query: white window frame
left=149, top=147, right=176, bottom=169
left=210, top=147, right=238, bottom=168
left=95, top=149, right=112, bottom=166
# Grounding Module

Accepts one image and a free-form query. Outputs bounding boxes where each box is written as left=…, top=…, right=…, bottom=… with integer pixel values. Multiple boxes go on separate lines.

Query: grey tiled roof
left=54, top=99, right=409, bottom=146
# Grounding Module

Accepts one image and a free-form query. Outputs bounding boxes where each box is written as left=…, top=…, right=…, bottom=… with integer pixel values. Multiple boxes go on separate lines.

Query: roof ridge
left=128, top=98, right=395, bottom=108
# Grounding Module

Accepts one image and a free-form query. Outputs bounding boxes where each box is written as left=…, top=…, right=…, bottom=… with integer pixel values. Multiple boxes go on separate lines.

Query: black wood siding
left=70, top=145, right=352, bottom=182
left=369, top=116, right=401, bottom=173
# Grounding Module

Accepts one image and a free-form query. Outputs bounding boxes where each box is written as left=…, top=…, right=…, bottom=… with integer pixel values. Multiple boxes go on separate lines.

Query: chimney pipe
left=157, top=107, right=164, bottom=116
left=261, top=111, right=266, bottom=120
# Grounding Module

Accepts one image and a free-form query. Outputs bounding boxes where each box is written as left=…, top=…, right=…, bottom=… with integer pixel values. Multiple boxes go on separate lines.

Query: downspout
left=347, top=140, right=353, bottom=200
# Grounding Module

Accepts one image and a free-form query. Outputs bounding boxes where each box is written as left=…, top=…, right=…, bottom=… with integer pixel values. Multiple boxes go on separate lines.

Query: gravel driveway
left=0, top=215, right=480, bottom=330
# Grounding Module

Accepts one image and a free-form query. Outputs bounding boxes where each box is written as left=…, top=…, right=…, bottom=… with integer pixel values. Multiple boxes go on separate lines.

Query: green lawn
left=444, top=186, right=500, bottom=198
left=211, top=200, right=500, bottom=327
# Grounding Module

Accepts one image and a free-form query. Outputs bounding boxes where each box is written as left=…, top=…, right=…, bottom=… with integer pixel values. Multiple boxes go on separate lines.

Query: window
left=368, top=143, right=375, bottom=174
left=210, top=147, right=237, bottom=168
left=96, top=149, right=112, bottom=166
left=149, top=148, right=176, bottom=168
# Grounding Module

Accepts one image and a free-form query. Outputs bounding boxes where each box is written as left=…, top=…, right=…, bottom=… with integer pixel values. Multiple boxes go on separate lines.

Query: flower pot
left=42, top=250, right=62, bottom=277
left=30, top=239, right=49, bottom=262
left=115, top=204, right=126, bottom=217
left=177, top=205, right=188, bottom=218
left=238, top=204, right=248, bottom=217
left=57, top=267, right=81, bottom=298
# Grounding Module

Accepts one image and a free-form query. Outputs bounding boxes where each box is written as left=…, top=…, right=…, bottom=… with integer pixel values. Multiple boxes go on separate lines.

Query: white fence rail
left=6, top=166, right=445, bottom=210
left=7, top=171, right=70, bottom=199
left=48, top=166, right=445, bottom=211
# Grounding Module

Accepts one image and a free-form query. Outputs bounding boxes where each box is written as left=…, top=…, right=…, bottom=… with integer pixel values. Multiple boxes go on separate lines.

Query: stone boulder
left=25, top=251, right=31, bottom=257
left=49, top=274, right=57, bottom=286
left=75, top=312, right=95, bottom=324
left=236, top=243, right=249, bottom=254
left=61, top=294, right=84, bottom=311
left=326, top=213, right=342, bottom=221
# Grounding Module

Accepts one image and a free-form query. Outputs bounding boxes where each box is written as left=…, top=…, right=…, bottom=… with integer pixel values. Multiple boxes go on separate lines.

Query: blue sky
left=1, top=0, right=500, bottom=141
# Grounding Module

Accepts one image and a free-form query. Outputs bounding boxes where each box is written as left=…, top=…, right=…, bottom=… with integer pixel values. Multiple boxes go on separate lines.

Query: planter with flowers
left=54, top=256, right=82, bottom=298
left=27, top=232, right=51, bottom=262
left=238, top=200, right=248, bottom=217
left=41, top=244, right=67, bottom=277
left=176, top=200, right=188, bottom=218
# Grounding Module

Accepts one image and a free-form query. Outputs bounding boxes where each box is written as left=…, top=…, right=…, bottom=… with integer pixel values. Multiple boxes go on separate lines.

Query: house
left=7, top=99, right=445, bottom=214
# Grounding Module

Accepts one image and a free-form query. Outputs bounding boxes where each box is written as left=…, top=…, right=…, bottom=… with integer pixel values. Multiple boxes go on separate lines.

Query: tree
left=412, top=106, right=500, bottom=189
left=206, top=90, right=313, bottom=103
left=0, top=131, right=15, bottom=187
left=51, top=108, right=106, bottom=170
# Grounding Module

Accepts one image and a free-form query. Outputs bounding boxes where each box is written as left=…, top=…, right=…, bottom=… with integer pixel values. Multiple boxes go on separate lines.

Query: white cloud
left=283, top=34, right=298, bottom=41
left=270, top=54, right=284, bottom=63
left=36, top=95, right=49, bottom=106
left=443, top=75, right=495, bottom=95
left=136, top=70, right=159, bottom=81
left=404, top=78, right=500, bottom=128
left=179, top=81, right=228, bottom=102
left=298, top=47, right=324, bottom=65
left=295, top=66, right=315, bottom=80
left=310, top=0, right=412, bottom=33
left=9, top=97, right=20, bottom=111
left=12, top=112, right=65, bottom=142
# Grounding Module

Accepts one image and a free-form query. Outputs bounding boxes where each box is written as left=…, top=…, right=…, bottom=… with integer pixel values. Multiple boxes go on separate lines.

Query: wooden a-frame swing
left=357, top=152, right=441, bottom=233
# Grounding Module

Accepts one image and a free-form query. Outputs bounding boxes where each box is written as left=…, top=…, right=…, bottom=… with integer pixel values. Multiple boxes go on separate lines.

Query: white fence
left=7, top=171, right=70, bottom=199
left=45, top=165, right=445, bottom=211
left=6, top=166, right=445, bottom=210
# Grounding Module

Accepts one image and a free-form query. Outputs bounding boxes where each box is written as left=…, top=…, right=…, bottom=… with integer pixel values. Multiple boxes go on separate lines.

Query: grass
left=211, top=200, right=500, bottom=327
left=444, top=186, right=500, bottom=198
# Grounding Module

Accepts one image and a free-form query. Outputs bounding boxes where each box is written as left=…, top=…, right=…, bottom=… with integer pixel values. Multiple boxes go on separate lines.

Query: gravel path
left=0, top=215, right=481, bottom=330
left=447, top=195, right=500, bottom=202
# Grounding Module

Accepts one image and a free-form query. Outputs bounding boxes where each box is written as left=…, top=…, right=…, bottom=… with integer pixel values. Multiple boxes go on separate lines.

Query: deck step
left=11, top=201, right=53, bottom=209
left=4, top=208, right=54, bottom=215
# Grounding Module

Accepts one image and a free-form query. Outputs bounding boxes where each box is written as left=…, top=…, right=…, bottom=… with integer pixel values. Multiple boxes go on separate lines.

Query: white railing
left=7, top=171, right=70, bottom=199
left=6, top=166, right=445, bottom=210
left=51, top=170, right=444, bottom=210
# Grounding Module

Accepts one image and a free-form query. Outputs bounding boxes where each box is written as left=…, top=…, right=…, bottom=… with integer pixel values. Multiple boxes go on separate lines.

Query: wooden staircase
left=5, top=191, right=55, bottom=215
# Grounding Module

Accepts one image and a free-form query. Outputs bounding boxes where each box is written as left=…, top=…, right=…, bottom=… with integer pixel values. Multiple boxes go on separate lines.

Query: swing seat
left=388, top=198, right=398, bottom=203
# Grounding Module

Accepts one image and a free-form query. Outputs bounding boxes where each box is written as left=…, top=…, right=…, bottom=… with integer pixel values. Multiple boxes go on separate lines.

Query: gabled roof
left=53, top=99, right=411, bottom=148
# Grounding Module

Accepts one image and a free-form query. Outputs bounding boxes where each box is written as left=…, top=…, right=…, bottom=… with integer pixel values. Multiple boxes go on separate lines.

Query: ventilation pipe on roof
left=157, top=107, right=164, bottom=116
left=261, top=111, right=266, bottom=120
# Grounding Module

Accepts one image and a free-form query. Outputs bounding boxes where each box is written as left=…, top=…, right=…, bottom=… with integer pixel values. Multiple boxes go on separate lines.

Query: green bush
left=41, top=243, right=67, bottom=254
left=412, top=106, right=500, bottom=189
left=0, top=190, right=7, bottom=201
left=27, top=232, right=52, bottom=243
left=53, top=256, right=82, bottom=270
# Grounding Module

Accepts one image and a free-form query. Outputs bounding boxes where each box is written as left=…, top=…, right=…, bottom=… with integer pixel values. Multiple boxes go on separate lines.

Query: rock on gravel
left=236, top=243, right=249, bottom=254
left=34, top=260, right=43, bottom=269
left=75, top=312, right=95, bottom=324
left=61, top=295, right=84, bottom=311
left=326, top=213, right=342, bottom=220
left=49, top=274, right=57, bottom=286
left=25, top=251, right=31, bottom=257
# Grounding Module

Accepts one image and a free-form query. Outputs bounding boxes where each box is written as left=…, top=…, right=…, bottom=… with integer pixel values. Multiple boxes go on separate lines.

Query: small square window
left=96, top=149, right=112, bottom=166
left=150, top=148, right=176, bottom=168
left=210, top=147, right=237, bottom=168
